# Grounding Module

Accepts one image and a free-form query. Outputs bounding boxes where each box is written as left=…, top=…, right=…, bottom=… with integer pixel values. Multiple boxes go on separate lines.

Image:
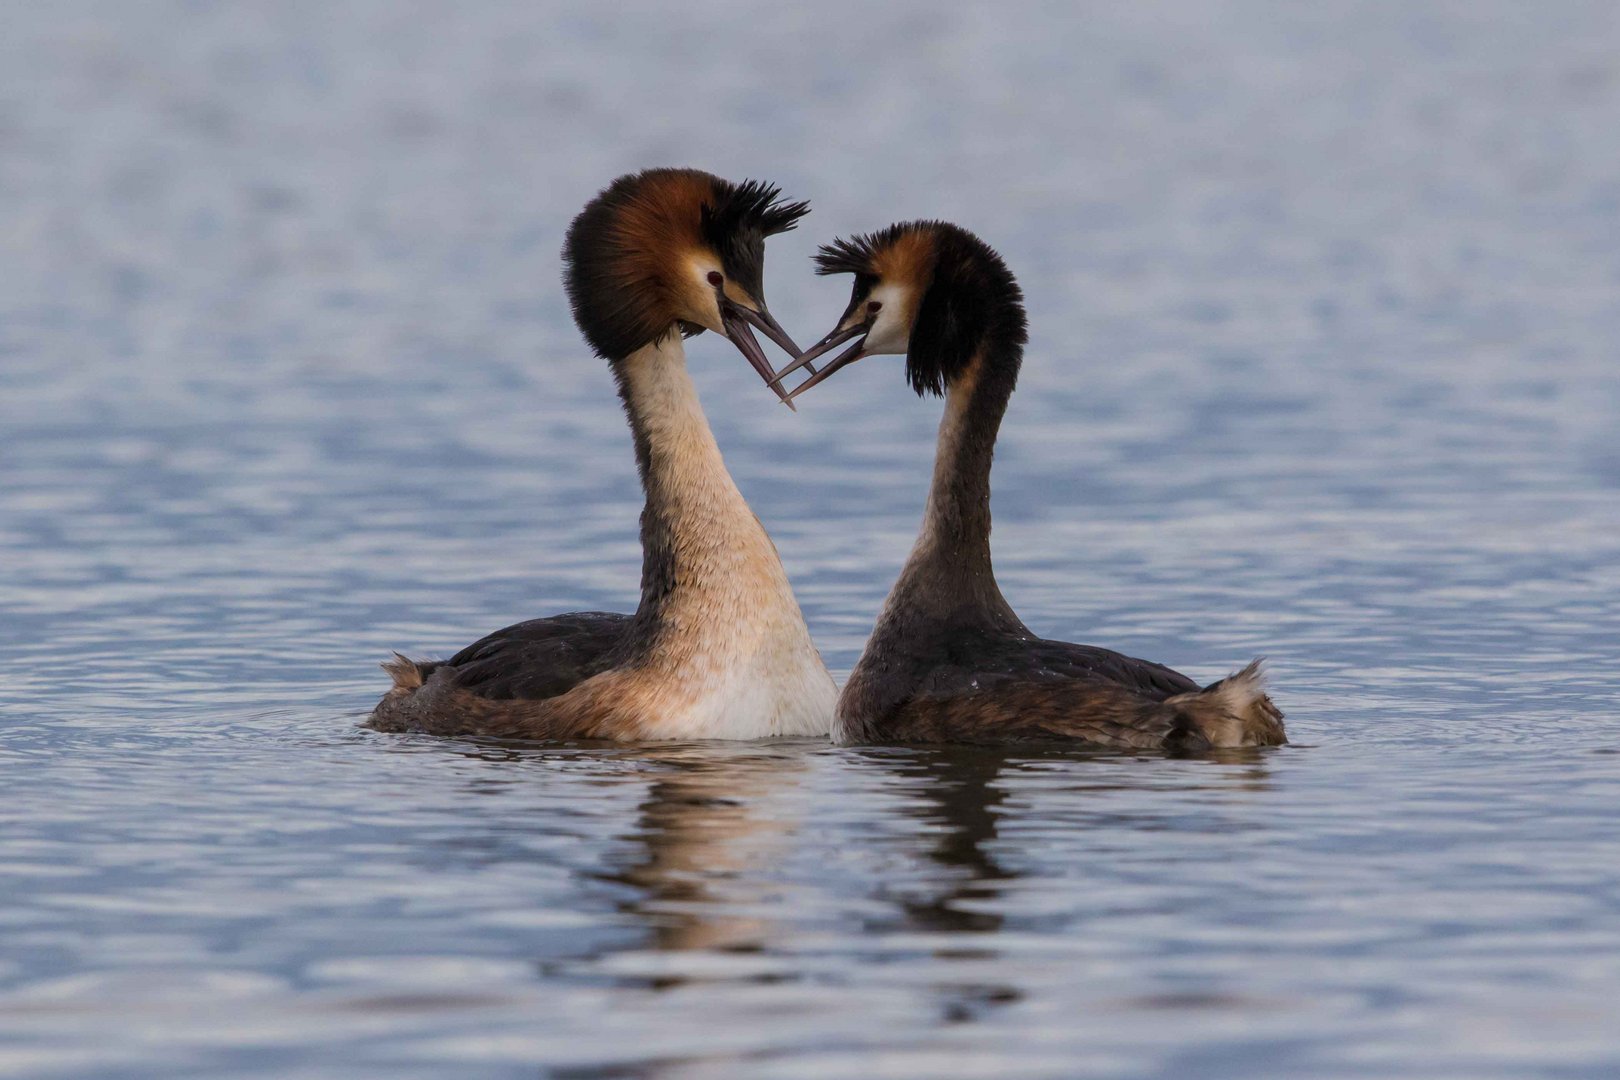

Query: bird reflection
left=885, top=746, right=1016, bottom=935
left=869, top=744, right=1278, bottom=1025
left=432, top=733, right=1276, bottom=1026
left=609, top=742, right=809, bottom=966
left=857, top=746, right=1025, bottom=1025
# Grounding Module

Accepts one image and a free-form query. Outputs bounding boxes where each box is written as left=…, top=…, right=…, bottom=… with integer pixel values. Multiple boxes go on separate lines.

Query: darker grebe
left=370, top=169, right=836, bottom=740
left=774, top=220, right=1285, bottom=749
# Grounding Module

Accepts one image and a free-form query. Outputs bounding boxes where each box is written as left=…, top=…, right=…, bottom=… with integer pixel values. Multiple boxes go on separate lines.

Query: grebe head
left=563, top=168, right=810, bottom=400
left=779, top=221, right=1027, bottom=400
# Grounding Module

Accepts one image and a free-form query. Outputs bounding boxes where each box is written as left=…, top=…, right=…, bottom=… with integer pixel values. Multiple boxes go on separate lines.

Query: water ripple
left=4, top=2, right=1620, bottom=1077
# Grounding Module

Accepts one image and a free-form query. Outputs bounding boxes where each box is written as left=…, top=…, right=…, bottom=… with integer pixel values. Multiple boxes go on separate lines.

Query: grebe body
left=370, top=169, right=836, bottom=740
left=779, top=221, right=1284, bottom=750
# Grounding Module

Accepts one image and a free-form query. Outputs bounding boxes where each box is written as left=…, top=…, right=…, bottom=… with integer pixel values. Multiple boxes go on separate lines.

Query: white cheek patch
left=861, top=283, right=912, bottom=355
left=684, top=258, right=728, bottom=335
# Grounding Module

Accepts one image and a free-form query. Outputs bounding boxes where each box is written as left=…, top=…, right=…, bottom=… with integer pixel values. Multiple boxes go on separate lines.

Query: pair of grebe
left=370, top=168, right=1285, bottom=750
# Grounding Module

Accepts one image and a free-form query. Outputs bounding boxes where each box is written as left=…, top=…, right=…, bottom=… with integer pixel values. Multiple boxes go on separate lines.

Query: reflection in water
left=882, top=748, right=1026, bottom=1026
left=887, top=748, right=1016, bottom=936
left=880, top=747, right=1277, bottom=931
left=7, top=0, right=1620, bottom=1074
left=866, top=747, right=1282, bottom=1026
left=609, top=744, right=809, bottom=964
left=1193, top=747, right=1280, bottom=790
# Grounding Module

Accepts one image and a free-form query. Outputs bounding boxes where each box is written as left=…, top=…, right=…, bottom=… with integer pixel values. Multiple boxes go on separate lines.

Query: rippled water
left=4, top=2, right=1620, bottom=1077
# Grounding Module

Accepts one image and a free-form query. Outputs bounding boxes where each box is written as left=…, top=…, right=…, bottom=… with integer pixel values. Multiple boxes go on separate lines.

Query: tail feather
left=381, top=653, right=431, bottom=692
left=1165, top=659, right=1286, bottom=748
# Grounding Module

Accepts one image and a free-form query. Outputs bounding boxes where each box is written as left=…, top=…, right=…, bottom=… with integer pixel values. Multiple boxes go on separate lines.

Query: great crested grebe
left=774, top=220, right=1286, bottom=749
left=370, top=168, right=837, bottom=740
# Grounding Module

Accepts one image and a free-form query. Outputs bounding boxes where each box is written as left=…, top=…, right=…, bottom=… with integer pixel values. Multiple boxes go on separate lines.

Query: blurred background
left=2, top=3, right=1618, bottom=1078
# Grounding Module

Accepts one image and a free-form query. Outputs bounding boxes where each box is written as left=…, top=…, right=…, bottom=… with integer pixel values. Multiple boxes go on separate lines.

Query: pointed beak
left=718, top=292, right=802, bottom=411
left=732, top=302, right=802, bottom=358
left=772, top=320, right=872, bottom=404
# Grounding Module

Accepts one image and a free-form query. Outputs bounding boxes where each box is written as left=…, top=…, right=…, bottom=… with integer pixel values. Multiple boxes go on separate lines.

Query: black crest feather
left=813, top=226, right=902, bottom=277
left=702, top=178, right=810, bottom=241
left=701, top=178, right=808, bottom=303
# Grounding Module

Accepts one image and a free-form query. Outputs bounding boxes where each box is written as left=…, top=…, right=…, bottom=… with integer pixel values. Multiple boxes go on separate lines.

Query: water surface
left=3, top=2, right=1619, bottom=1076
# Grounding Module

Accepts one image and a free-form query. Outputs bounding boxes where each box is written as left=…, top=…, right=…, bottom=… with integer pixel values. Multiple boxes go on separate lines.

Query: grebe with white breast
left=370, top=169, right=836, bottom=741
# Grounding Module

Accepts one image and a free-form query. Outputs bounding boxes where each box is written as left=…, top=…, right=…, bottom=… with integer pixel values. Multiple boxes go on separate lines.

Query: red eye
left=707, top=272, right=724, bottom=287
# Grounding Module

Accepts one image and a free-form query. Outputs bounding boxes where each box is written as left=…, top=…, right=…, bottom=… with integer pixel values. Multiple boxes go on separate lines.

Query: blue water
left=3, top=2, right=1619, bottom=1076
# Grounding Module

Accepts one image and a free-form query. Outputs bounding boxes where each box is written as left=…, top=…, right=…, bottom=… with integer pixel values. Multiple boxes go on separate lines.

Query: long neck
left=613, top=334, right=788, bottom=637
left=885, top=347, right=1024, bottom=631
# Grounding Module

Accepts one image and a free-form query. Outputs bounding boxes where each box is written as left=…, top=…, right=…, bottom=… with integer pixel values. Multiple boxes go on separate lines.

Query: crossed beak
left=769, top=315, right=873, bottom=404
left=717, top=288, right=804, bottom=411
